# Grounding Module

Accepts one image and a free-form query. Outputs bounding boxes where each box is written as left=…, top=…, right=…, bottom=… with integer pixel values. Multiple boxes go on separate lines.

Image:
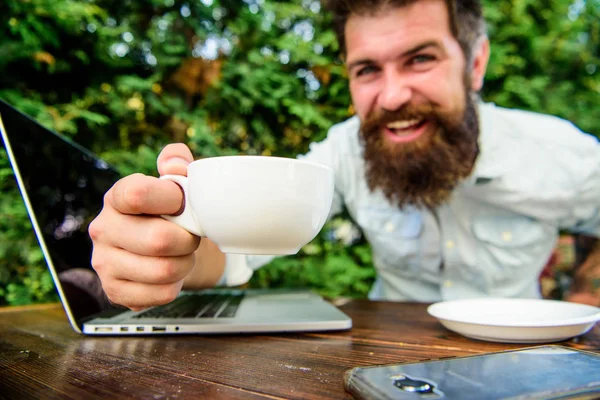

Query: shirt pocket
left=471, top=215, right=555, bottom=286
left=356, top=208, right=422, bottom=275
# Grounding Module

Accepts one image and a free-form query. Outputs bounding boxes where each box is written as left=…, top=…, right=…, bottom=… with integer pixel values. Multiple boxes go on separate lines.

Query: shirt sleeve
left=564, top=138, right=600, bottom=237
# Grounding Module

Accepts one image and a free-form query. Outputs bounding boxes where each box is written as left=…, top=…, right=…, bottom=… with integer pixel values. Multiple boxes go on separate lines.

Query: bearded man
left=89, top=0, right=600, bottom=309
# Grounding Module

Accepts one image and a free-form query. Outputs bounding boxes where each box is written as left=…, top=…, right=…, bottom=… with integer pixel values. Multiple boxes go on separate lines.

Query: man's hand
left=89, top=143, right=200, bottom=311
left=566, top=236, right=600, bottom=307
left=565, top=292, right=599, bottom=306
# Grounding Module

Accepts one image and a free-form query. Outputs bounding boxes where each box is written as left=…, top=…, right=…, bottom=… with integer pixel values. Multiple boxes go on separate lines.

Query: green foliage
left=0, top=148, right=58, bottom=305
left=483, top=0, right=600, bottom=134
left=0, top=0, right=598, bottom=305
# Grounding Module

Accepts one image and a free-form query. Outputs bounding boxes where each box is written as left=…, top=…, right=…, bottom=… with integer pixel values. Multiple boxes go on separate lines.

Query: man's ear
left=470, top=36, right=490, bottom=92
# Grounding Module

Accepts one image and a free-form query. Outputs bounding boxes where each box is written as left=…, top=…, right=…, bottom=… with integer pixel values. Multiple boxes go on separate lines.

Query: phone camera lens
left=393, top=377, right=435, bottom=393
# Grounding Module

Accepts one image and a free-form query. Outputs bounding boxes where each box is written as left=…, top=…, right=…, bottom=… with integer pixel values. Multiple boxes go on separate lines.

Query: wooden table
left=1, top=300, right=598, bottom=399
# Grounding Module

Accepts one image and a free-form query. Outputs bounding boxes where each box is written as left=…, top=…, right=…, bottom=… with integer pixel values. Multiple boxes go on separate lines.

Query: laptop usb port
left=120, top=327, right=129, bottom=332
left=94, top=327, right=113, bottom=333
left=136, top=326, right=145, bottom=332
left=152, top=326, right=167, bottom=332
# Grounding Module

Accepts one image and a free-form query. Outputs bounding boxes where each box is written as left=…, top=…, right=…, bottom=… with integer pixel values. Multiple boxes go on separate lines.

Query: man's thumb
left=157, top=143, right=194, bottom=176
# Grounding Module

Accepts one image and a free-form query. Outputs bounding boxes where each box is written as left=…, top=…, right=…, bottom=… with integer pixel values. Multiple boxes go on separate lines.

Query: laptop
left=0, top=99, right=352, bottom=335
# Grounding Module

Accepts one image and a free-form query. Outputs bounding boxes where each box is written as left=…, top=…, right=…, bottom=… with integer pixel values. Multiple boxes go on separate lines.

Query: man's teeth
left=387, top=119, right=422, bottom=130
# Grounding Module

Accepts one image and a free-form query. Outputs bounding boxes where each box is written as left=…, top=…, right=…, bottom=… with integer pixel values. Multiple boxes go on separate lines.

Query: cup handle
left=159, top=175, right=205, bottom=237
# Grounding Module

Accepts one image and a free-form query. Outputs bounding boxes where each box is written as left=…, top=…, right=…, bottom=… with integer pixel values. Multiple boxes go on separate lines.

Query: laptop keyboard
left=133, top=292, right=244, bottom=319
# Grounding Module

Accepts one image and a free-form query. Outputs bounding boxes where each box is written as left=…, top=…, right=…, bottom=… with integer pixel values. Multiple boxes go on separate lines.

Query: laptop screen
left=0, top=100, right=121, bottom=322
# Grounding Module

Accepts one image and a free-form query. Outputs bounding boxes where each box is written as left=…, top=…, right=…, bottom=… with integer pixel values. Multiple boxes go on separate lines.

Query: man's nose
left=378, top=70, right=412, bottom=112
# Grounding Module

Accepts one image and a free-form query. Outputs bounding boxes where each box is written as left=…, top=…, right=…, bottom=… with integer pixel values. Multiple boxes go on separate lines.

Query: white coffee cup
left=160, top=155, right=334, bottom=255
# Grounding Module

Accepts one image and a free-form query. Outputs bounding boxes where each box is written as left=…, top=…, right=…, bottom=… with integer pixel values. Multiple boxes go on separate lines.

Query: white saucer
left=427, top=298, right=600, bottom=343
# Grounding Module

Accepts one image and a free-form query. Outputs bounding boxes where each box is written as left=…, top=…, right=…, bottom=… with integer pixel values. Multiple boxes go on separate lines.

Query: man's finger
left=89, top=210, right=200, bottom=256
left=103, top=279, right=185, bottom=310
left=93, top=246, right=195, bottom=284
left=109, top=174, right=184, bottom=216
left=157, top=143, right=194, bottom=176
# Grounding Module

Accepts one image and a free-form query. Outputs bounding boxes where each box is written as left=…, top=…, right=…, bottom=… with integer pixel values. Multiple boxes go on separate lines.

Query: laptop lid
left=0, top=99, right=352, bottom=335
left=0, top=99, right=121, bottom=332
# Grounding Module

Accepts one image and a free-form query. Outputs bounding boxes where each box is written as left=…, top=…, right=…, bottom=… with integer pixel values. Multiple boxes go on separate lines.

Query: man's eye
left=410, top=54, right=436, bottom=65
left=356, top=65, right=379, bottom=77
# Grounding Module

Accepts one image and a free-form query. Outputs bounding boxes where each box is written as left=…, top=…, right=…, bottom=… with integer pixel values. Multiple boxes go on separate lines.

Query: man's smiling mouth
left=385, top=118, right=428, bottom=142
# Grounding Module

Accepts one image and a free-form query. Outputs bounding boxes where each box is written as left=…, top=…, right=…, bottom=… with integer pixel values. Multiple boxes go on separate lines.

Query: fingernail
left=166, top=157, right=189, bottom=167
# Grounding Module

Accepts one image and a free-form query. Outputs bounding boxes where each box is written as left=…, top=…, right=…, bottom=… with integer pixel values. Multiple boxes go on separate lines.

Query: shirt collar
left=463, top=101, right=506, bottom=186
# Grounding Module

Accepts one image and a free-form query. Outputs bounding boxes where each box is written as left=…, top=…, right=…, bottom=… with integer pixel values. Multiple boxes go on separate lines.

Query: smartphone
left=344, top=346, right=600, bottom=400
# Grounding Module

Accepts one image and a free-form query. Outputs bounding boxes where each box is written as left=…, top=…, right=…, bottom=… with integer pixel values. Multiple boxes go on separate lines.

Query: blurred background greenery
left=0, top=0, right=598, bottom=306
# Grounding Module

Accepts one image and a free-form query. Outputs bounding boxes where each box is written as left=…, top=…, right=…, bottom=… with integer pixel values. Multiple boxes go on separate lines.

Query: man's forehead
left=344, top=0, right=454, bottom=59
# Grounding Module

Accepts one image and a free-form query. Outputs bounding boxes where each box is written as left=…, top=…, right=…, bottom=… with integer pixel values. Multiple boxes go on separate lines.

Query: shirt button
left=446, top=240, right=455, bottom=249
left=444, top=280, right=454, bottom=288
left=502, top=231, right=512, bottom=242
left=384, top=222, right=395, bottom=232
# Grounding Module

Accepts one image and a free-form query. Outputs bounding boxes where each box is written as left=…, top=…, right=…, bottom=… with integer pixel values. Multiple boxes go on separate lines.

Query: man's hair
left=325, top=0, right=486, bottom=63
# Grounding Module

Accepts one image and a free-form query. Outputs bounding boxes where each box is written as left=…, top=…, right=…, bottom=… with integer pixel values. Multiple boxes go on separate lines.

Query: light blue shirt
left=223, top=102, right=600, bottom=302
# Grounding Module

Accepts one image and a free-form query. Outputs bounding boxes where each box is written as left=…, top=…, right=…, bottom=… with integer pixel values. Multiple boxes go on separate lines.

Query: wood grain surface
left=1, top=301, right=598, bottom=399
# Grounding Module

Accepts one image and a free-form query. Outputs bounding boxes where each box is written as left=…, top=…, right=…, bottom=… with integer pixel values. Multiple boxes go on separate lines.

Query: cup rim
left=189, top=155, right=332, bottom=172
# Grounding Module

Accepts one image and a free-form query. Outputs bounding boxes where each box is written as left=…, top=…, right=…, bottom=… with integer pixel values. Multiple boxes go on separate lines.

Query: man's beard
left=360, top=93, right=479, bottom=209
